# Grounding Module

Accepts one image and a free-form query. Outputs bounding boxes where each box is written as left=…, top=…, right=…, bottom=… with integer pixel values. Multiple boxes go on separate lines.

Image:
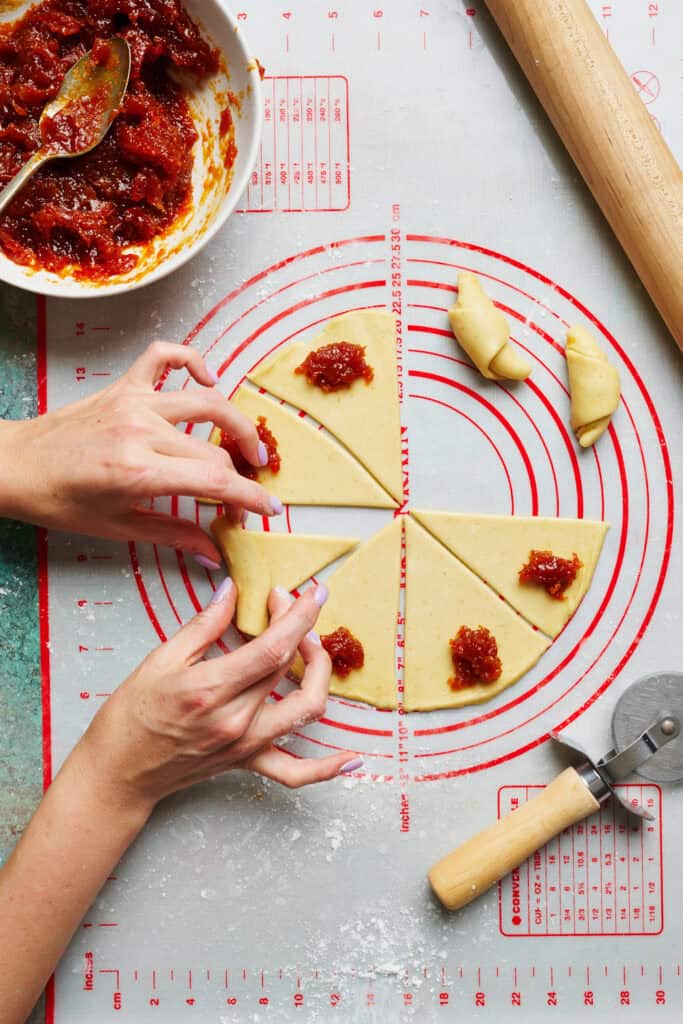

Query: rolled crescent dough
left=210, top=518, right=357, bottom=636
left=448, top=272, right=532, bottom=381
left=248, top=310, right=404, bottom=502
left=566, top=325, right=621, bottom=447
left=404, top=518, right=550, bottom=711
left=293, top=518, right=403, bottom=710
left=411, top=509, right=609, bottom=639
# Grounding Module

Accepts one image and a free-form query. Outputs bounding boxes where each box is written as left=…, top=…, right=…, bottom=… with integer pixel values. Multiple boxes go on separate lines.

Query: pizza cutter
left=428, top=672, right=683, bottom=911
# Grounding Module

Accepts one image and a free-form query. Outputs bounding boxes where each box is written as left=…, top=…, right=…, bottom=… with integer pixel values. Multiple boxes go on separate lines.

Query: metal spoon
left=0, top=37, right=131, bottom=217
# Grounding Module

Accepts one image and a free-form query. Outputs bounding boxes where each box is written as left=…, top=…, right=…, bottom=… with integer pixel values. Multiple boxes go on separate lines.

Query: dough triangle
left=210, top=519, right=358, bottom=636
left=228, top=386, right=396, bottom=507
left=411, top=510, right=608, bottom=638
left=312, top=517, right=403, bottom=710
left=248, top=310, right=403, bottom=502
left=404, top=518, right=550, bottom=710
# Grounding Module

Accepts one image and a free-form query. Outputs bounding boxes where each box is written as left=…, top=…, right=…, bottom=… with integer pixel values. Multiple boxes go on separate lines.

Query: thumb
left=160, top=575, right=238, bottom=666
left=122, top=508, right=223, bottom=566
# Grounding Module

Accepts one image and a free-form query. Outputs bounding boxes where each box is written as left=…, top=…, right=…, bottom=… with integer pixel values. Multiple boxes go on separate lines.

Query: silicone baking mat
left=36, top=1, right=682, bottom=1019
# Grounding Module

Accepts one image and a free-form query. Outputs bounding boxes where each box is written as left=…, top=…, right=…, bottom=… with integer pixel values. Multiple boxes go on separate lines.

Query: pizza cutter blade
left=428, top=672, right=683, bottom=911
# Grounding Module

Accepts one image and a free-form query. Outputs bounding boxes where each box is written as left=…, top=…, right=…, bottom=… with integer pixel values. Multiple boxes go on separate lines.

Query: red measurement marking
left=94, top=601, right=113, bottom=606
left=631, top=70, right=660, bottom=103
left=95, top=647, right=114, bottom=652
left=95, top=692, right=112, bottom=698
left=90, top=372, right=112, bottom=377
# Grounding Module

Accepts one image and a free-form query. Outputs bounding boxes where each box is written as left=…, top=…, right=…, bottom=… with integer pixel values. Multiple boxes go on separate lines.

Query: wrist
left=0, top=418, right=34, bottom=521
left=62, top=738, right=156, bottom=837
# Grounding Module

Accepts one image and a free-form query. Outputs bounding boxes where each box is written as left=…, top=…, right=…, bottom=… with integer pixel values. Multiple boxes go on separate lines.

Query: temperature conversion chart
left=32, top=1, right=683, bottom=1021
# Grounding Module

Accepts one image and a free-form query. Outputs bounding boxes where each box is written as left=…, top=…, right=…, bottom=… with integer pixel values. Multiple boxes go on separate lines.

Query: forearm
left=0, top=743, right=152, bottom=1024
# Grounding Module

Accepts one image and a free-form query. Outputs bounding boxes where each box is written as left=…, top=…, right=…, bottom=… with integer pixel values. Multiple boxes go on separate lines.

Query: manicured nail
left=257, top=440, right=269, bottom=467
left=338, top=757, right=364, bottom=775
left=209, top=369, right=220, bottom=385
left=210, top=577, right=233, bottom=604
left=270, top=495, right=284, bottom=515
left=194, top=553, right=222, bottom=571
left=313, top=583, right=329, bottom=607
left=241, top=508, right=249, bottom=525
left=306, top=630, right=321, bottom=645
left=274, top=585, right=295, bottom=603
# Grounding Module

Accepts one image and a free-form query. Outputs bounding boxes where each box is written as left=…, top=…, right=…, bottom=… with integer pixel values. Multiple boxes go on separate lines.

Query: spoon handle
left=0, top=149, right=51, bottom=218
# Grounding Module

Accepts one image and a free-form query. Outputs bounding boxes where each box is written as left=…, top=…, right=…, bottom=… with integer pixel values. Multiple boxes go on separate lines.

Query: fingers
left=207, top=586, right=328, bottom=699
left=142, top=455, right=280, bottom=515
left=240, top=630, right=332, bottom=744
left=241, top=745, right=362, bottom=788
left=153, top=390, right=265, bottom=469
left=126, top=341, right=217, bottom=390
left=158, top=576, right=237, bottom=666
left=119, top=508, right=223, bottom=564
left=152, top=425, right=234, bottom=468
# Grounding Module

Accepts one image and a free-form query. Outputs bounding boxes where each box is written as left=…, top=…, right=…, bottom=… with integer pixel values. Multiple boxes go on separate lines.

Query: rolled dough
left=448, top=271, right=532, bottom=381
left=566, top=325, right=621, bottom=447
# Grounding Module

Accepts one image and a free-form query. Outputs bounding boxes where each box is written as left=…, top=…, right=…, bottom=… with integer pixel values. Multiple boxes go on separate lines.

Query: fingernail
left=313, top=583, right=329, bottom=607
left=306, top=629, right=321, bottom=645
left=274, top=585, right=295, bottom=603
left=338, top=757, right=364, bottom=775
left=210, top=577, right=233, bottom=604
left=194, top=554, right=222, bottom=571
left=257, top=440, right=269, bottom=467
left=270, top=495, right=284, bottom=515
left=209, top=369, right=220, bottom=385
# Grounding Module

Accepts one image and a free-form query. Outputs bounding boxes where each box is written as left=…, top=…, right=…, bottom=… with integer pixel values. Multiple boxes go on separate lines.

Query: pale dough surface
left=301, top=518, right=403, bottom=710
left=411, top=509, right=608, bottom=639
left=404, top=518, right=550, bottom=711
left=248, top=310, right=403, bottom=502
left=230, top=387, right=396, bottom=507
left=448, top=271, right=531, bottom=381
left=566, top=325, right=621, bottom=447
left=210, top=519, right=357, bottom=636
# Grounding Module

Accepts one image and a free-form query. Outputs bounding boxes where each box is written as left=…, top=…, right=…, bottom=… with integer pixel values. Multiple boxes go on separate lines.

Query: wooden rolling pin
left=485, top=0, right=683, bottom=353
left=429, top=767, right=599, bottom=911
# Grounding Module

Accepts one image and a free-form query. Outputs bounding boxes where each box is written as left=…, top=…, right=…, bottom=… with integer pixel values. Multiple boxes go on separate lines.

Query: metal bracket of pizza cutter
left=428, top=673, right=683, bottom=911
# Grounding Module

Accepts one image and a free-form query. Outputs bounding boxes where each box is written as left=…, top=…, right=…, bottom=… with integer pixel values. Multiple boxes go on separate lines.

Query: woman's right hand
left=77, top=579, right=362, bottom=812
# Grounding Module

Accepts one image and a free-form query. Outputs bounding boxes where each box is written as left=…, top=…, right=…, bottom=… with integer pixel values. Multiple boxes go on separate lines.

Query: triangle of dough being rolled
left=566, top=325, right=621, bottom=447
left=228, top=387, right=396, bottom=507
left=448, top=272, right=531, bottom=381
left=247, top=310, right=404, bottom=502
left=411, top=509, right=608, bottom=639
left=298, top=518, right=403, bottom=710
left=404, top=518, right=550, bottom=711
left=210, top=518, right=358, bottom=636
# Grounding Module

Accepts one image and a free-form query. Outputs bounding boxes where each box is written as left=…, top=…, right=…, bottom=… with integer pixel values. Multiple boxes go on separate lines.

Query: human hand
left=77, top=579, right=362, bottom=810
left=0, top=342, right=282, bottom=565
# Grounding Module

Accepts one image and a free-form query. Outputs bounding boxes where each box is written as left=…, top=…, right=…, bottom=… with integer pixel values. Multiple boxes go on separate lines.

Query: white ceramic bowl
left=0, top=0, right=263, bottom=298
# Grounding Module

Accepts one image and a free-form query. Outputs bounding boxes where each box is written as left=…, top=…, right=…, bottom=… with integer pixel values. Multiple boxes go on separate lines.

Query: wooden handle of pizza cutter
left=428, top=767, right=599, bottom=911
left=484, top=0, right=683, bottom=353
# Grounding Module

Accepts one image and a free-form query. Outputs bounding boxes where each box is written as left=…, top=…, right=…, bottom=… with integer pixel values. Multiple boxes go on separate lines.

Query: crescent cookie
left=566, top=325, right=620, bottom=448
left=448, top=271, right=532, bottom=381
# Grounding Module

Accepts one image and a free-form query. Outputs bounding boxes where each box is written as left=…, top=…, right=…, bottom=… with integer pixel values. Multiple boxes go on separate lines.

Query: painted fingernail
left=338, top=757, right=364, bottom=775
left=306, top=630, right=321, bottom=645
left=274, top=585, right=295, bottom=603
left=209, top=369, right=220, bottom=386
left=257, top=440, right=269, bottom=467
left=313, top=583, right=329, bottom=607
left=270, top=495, right=284, bottom=515
left=210, top=577, right=233, bottom=604
left=194, top=554, right=222, bottom=571
left=241, top=509, right=249, bottom=525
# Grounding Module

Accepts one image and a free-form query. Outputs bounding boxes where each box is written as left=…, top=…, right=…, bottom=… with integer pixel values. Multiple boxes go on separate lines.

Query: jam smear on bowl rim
left=448, top=625, right=502, bottom=691
left=321, top=626, right=365, bottom=678
left=0, top=0, right=235, bottom=280
left=518, top=549, right=583, bottom=600
left=295, top=341, right=374, bottom=393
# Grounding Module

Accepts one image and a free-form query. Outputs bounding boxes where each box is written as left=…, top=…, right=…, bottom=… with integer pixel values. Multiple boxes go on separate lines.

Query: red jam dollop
left=220, top=416, right=280, bottom=480
left=321, top=626, right=365, bottom=678
left=448, top=625, right=502, bottom=691
left=295, top=342, right=374, bottom=393
left=0, top=0, right=225, bottom=279
left=518, top=549, right=583, bottom=600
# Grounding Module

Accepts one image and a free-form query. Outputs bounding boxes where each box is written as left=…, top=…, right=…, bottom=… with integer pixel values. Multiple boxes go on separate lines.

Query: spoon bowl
left=0, top=37, right=131, bottom=217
